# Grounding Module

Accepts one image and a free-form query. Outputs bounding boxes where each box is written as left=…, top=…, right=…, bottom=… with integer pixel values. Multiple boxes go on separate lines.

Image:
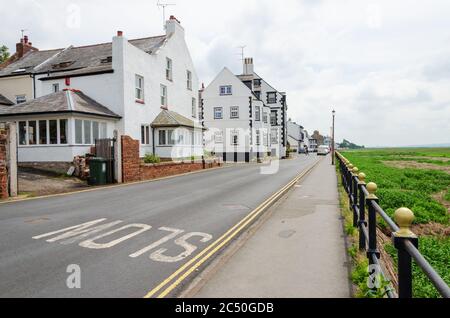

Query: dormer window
left=187, top=70, right=192, bottom=90
left=100, top=56, right=112, bottom=64
left=52, top=61, right=74, bottom=69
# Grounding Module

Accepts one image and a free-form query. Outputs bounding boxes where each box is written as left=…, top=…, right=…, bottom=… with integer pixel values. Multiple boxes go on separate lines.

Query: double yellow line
left=144, top=159, right=322, bottom=298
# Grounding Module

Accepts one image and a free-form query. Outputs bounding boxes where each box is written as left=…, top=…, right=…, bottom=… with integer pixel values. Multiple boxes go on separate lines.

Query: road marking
left=144, top=158, right=322, bottom=298
left=79, top=224, right=152, bottom=249
left=130, top=227, right=184, bottom=258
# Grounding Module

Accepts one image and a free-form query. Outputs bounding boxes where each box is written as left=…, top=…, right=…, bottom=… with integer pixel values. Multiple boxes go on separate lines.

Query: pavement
left=193, top=156, right=352, bottom=298
left=0, top=155, right=320, bottom=297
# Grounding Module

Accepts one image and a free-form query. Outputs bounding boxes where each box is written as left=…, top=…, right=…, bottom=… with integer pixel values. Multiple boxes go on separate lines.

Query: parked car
left=317, top=145, right=330, bottom=156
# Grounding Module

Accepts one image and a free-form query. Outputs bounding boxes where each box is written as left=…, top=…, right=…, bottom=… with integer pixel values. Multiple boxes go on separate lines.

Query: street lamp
left=332, top=109, right=336, bottom=165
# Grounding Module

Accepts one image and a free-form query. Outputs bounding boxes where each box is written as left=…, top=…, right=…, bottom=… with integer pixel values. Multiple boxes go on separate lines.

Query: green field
left=340, top=148, right=450, bottom=298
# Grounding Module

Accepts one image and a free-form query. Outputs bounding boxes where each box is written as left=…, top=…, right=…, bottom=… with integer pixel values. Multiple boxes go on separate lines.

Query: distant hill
left=338, top=139, right=365, bottom=149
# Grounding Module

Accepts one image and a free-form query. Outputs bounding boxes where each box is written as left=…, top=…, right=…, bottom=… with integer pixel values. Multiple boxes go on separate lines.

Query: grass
left=340, top=148, right=450, bottom=298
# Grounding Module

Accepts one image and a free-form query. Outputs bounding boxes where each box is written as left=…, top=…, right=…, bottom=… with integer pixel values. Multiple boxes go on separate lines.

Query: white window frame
left=159, top=129, right=167, bottom=146
left=135, top=74, right=144, bottom=102
left=219, top=85, right=232, bottom=96
left=214, top=131, right=223, bottom=144
left=187, top=70, right=192, bottom=90
left=255, top=106, right=261, bottom=121
left=52, top=83, right=60, bottom=93
left=214, top=107, right=223, bottom=119
left=192, top=97, right=197, bottom=118
left=166, top=57, right=173, bottom=81
left=230, top=106, right=239, bottom=119
left=256, top=129, right=261, bottom=146
left=17, top=118, right=68, bottom=146
left=16, top=94, right=26, bottom=104
left=141, top=125, right=151, bottom=145
left=74, top=119, right=106, bottom=145
left=161, top=84, right=167, bottom=107
left=231, top=130, right=239, bottom=146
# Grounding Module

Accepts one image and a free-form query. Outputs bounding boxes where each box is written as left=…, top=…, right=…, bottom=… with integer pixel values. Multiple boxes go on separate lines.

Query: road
left=0, top=155, right=320, bottom=298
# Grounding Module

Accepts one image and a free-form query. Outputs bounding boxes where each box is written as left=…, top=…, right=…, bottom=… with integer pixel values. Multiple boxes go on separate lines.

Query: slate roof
left=0, top=35, right=167, bottom=78
left=0, top=49, right=63, bottom=77
left=151, top=109, right=204, bottom=129
left=0, top=89, right=121, bottom=119
left=0, top=94, right=14, bottom=106
left=34, top=36, right=167, bottom=75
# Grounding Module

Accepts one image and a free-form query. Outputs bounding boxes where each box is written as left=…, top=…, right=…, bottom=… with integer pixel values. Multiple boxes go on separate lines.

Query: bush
left=143, top=153, right=161, bottom=164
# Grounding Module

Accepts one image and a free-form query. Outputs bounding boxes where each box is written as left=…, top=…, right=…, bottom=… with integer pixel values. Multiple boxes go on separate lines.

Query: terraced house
left=0, top=16, right=203, bottom=165
left=201, top=58, right=287, bottom=162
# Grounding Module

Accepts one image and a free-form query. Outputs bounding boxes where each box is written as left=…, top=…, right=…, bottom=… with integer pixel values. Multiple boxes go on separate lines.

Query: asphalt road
left=0, top=155, right=320, bottom=298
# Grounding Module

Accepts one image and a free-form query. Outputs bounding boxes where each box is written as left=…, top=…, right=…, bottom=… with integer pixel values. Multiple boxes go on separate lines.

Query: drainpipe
left=152, top=127, right=156, bottom=156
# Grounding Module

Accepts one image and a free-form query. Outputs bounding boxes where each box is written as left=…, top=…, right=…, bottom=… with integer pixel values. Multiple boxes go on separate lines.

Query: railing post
left=351, top=167, right=359, bottom=227
left=358, top=172, right=367, bottom=251
left=393, top=207, right=418, bottom=298
left=347, top=164, right=354, bottom=206
left=366, top=182, right=380, bottom=264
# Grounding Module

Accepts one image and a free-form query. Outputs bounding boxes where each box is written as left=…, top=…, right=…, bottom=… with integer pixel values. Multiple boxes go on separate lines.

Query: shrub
left=143, top=153, right=161, bottom=164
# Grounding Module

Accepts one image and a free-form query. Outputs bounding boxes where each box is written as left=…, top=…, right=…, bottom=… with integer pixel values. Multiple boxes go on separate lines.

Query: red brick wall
left=120, top=135, right=220, bottom=183
left=121, top=135, right=141, bottom=183
left=0, top=129, right=8, bottom=199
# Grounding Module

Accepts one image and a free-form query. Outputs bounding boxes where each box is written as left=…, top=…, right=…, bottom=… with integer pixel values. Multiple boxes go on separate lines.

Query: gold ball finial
left=358, top=172, right=366, bottom=183
left=366, top=182, right=377, bottom=199
left=394, top=208, right=416, bottom=238
left=352, top=167, right=359, bottom=174
left=348, top=164, right=354, bottom=170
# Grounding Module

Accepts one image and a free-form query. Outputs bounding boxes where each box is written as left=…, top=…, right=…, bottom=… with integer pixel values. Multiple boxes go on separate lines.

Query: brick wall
left=0, top=129, right=8, bottom=199
left=121, top=135, right=141, bottom=183
left=120, top=135, right=220, bottom=183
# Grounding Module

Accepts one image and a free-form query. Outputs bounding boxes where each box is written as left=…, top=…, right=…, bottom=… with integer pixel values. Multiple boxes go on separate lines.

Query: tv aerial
left=157, top=1, right=176, bottom=29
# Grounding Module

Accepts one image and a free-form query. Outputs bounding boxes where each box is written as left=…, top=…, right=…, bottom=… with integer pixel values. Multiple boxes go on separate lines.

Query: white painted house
left=201, top=58, right=287, bottom=162
left=287, top=119, right=303, bottom=153
left=0, top=16, right=203, bottom=164
left=201, top=67, right=272, bottom=162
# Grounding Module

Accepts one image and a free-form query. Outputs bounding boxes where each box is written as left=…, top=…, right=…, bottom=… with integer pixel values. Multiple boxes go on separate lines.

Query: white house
left=0, top=16, right=203, bottom=165
left=201, top=67, right=272, bottom=162
left=201, top=58, right=287, bottom=162
left=287, top=119, right=303, bottom=153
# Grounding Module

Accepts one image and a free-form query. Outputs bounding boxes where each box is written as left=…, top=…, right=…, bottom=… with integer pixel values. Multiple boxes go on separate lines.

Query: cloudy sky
left=1, top=0, right=450, bottom=147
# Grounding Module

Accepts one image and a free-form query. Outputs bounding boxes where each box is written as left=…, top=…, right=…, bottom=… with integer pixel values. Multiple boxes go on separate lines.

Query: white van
left=317, top=145, right=330, bottom=156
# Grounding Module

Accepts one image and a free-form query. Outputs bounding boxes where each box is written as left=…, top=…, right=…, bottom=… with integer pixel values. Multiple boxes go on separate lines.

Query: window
left=59, top=119, right=67, bottom=144
left=141, top=125, right=150, bottom=145
left=267, top=92, right=277, bottom=104
left=214, top=131, right=223, bottom=144
left=159, top=130, right=166, bottom=145
left=16, top=95, right=26, bottom=104
left=254, top=91, right=261, bottom=100
left=52, top=83, right=59, bottom=93
left=219, top=85, right=232, bottom=95
left=49, top=120, right=58, bottom=144
left=263, top=132, right=268, bottom=146
left=231, top=131, right=239, bottom=146
left=168, top=129, right=175, bottom=145
left=255, top=106, right=261, bottom=121
left=135, top=75, right=144, bottom=101
left=270, top=110, right=277, bottom=126
left=256, top=130, right=261, bottom=146
left=187, top=70, right=192, bottom=90
left=214, top=107, right=223, bottom=119
left=75, top=119, right=83, bottom=144
left=83, top=120, right=91, bottom=145
left=28, top=121, right=37, bottom=145
left=192, top=98, right=197, bottom=118
left=271, top=129, right=278, bottom=144
left=166, top=58, right=172, bottom=81
left=160, top=84, right=167, bottom=107
left=230, top=106, right=239, bottom=119
left=263, top=112, right=268, bottom=123
left=101, top=122, right=107, bottom=138
left=39, top=120, right=47, bottom=145
left=92, top=121, right=99, bottom=142
left=18, top=121, right=26, bottom=145
left=253, top=79, right=261, bottom=88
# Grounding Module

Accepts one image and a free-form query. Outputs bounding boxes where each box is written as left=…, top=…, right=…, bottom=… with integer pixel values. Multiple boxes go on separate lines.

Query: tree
left=0, top=45, right=10, bottom=64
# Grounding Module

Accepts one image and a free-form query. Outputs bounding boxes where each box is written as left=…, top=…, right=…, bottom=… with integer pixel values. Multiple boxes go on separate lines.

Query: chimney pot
left=24, top=35, right=29, bottom=44
left=117, top=31, right=123, bottom=37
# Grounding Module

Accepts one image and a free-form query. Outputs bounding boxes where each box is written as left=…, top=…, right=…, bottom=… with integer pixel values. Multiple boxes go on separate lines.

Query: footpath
left=191, top=156, right=352, bottom=298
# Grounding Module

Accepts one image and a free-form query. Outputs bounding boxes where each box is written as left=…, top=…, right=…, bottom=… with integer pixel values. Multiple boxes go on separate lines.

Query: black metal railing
left=336, top=151, right=450, bottom=298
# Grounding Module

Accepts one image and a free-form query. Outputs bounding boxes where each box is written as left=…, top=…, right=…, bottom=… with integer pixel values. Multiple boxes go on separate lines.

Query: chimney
left=15, top=35, right=38, bottom=59
left=166, top=15, right=185, bottom=38
left=243, top=57, right=254, bottom=75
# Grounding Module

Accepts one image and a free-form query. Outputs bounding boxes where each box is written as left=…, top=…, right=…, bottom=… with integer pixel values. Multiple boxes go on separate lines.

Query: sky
left=1, top=0, right=450, bottom=147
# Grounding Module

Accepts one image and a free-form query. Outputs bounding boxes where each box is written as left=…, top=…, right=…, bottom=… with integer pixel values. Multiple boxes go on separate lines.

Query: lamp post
left=332, top=109, right=336, bottom=165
